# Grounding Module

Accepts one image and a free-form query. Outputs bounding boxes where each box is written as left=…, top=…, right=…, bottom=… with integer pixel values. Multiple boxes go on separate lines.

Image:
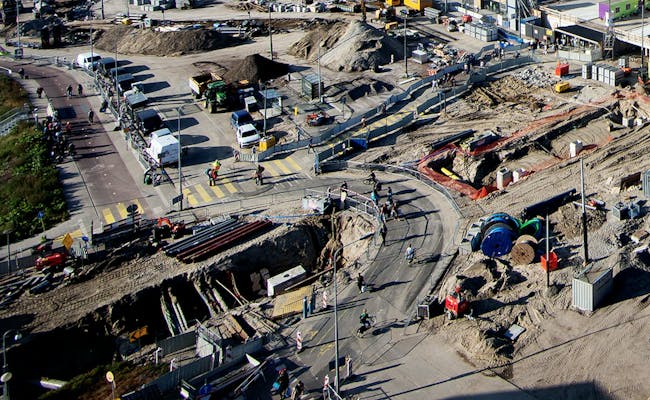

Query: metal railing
left=0, top=106, right=31, bottom=135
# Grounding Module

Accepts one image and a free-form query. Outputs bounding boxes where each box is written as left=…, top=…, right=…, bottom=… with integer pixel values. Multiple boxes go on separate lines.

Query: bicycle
left=355, top=315, right=376, bottom=337
left=363, top=177, right=377, bottom=186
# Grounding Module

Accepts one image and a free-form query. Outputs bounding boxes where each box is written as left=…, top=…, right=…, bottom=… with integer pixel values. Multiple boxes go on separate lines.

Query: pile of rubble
left=512, top=66, right=557, bottom=88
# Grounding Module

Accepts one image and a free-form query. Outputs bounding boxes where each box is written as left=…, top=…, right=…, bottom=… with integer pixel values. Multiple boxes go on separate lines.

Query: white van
left=76, top=52, right=102, bottom=70
left=150, top=128, right=172, bottom=141
left=236, top=123, right=261, bottom=148
left=146, top=134, right=179, bottom=166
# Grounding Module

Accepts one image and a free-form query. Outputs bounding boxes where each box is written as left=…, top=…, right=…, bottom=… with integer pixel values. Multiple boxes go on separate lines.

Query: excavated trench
left=5, top=215, right=370, bottom=399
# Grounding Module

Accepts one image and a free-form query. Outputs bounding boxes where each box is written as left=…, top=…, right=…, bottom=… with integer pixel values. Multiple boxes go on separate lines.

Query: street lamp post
left=15, top=0, right=20, bottom=52
left=2, top=329, right=22, bottom=400
left=317, top=41, right=322, bottom=103
left=262, top=84, right=268, bottom=137
left=403, top=12, right=408, bottom=77
left=177, top=106, right=183, bottom=211
left=331, top=231, right=373, bottom=393
left=268, top=6, right=273, bottom=60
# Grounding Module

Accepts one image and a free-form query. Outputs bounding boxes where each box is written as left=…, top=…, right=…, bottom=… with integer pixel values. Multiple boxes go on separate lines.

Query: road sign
left=62, top=233, right=73, bottom=250
left=172, top=194, right=184, bottom=205
left=105, top=371, right=114, bottom=383
left=126, top=204, right=139, bottom=214
left=37, top=210, right=44, bottom=219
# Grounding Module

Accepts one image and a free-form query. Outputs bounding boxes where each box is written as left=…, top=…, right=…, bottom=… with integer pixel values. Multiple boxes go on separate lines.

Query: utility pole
left=580, top=158, right=589, bottom=265
left=403, top=12, right=408, bottom=77
left=101, top=0, right=105, bottom=19
left=268, top=6, right=273, bottom=60
left=177, top=106, right=183, bottom=211
left=317, top=41, right=322, bottom=103
left=642, top=0, right=646, bottom=77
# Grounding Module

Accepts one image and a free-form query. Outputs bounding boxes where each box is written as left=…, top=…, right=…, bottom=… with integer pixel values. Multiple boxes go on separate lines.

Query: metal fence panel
left=150, top=355, right=213, bottom=394
left=159, top=331, right=196, bottom=356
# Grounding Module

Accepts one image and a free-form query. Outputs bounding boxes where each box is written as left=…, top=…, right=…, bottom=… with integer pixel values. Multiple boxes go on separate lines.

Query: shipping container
left=404, top=0, right=433, bottom=12
left=572, top=263, right=613, bottom=312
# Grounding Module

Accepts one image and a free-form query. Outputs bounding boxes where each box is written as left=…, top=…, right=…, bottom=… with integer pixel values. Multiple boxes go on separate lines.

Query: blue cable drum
left=481, top=213, right=520, bottom=237
left=481, top=222, right=517, bottom=258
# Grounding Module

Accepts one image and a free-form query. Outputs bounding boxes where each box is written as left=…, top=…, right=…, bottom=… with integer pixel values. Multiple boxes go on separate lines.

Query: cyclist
left=368, top=171, right=376, bottom=184
left=360, top=308, right=370, bottom=330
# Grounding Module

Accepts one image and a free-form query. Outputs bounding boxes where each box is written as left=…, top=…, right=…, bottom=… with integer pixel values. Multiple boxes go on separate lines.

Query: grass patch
left=0, top=73, right=28, bottom=116
left=38, top=361, right=168, bottom=400
left=0, top=75, right=67, bottom=240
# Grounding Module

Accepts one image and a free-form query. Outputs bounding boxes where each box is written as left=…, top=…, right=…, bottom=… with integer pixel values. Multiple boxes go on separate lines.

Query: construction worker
left=77, top=83, right=83, bottom=96
left=66, top=84, right=73, bottom=98
left=36, top=87, right=44, bottom=98
left=87, top=110, right=94, bottom=123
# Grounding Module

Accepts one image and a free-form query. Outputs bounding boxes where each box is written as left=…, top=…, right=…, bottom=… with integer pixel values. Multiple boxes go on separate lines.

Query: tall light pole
left=268, top=6, right=273, bottom=60
left=115, top=44, right=120, bottom=126
left=15, top=0, right=20, bottom=53
left=331, top=231, right=373, bottom=393
left=177, top=106, right=183, bottom=211
left=2, top=329, right=22, bottom=400
left=403, top=11, right=408, bottom=77
left=262, top=83, right=268, bottom=137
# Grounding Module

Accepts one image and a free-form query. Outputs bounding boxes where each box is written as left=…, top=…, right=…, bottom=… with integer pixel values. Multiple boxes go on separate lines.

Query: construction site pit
left=1, top=211, right=375, bottom=399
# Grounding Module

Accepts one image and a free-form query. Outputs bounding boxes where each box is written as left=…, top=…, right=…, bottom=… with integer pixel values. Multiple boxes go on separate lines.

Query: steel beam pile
left=164, top=218, right=273, bottom=263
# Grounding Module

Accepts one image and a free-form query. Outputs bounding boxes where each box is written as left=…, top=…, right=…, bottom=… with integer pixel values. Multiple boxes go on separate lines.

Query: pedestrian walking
left=357, top=273, right=365, bottom=293
left=66, top=84, right=73, bottom=98
left=87, top=110, right=94, bottom=123
left=206, top=168, right=215, bottom=186
left=340, top=181, right=348, bottom=192
left=390, top=200, right=400, bottom=220
left=387, top=186, right=393, bottom=203
left=380, top=223, right=387, bottom=244
left=308, top=138, right=314, bottom=154
left=405, top=244, right=415, bottom=264
left=36, top=87, right=44, bottom=98
left=18, top=68, right=25, bottom=79
left=210, top=168, right=218, bottom=185
left=370, top=189, right=378, bottom=206
left=381, top=202, right=389, bottom=218
left=77, top=83, right=83, bottom=96
left=291, top=380, right=305, bottom=400
left=361, top=117, right=367, bottom=128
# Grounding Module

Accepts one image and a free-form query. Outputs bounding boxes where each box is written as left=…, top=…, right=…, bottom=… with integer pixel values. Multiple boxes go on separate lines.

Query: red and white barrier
left=322, top=291, right=328, bottom=310
left=296, top=331, right=303, bottom=352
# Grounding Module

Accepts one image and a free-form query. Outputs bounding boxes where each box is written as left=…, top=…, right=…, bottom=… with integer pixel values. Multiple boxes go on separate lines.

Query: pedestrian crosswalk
left=99, top=198, right=145, bottom=225
left=182, top=155, right=305, bottom=208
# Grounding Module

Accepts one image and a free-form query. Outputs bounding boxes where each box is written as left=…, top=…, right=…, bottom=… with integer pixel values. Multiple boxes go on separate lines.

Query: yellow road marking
left=273, top=159, right=292, bottom=175
left=264, top=162, right=281, bottom=177
left=210, top=184, right=225, bottom=198
left=194, top=183, right=213, bottom=203
left=285, top=156, right=302, bottom=172
left=183, top=188, right=198, bottom=207
left=102, top=208, right=115, bottom=225
left=221, top=177, right=237, bottom=193
left=116, top=203, right=128, bottom=220
left=318, top=342, right=334, bottom=357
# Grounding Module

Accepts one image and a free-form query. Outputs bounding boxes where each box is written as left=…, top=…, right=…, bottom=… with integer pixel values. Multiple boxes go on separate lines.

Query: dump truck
left=204, top=80, right=228, bottom=113
left=189, top=72, right=221, bottom=99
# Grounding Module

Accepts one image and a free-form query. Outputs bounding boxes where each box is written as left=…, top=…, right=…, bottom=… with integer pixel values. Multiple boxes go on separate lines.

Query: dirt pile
left=466, top=76, right=545, bottom=109
left=288, top=20, right=403, bottom=72
left=222, top=54, right=289, bottom=84
left=95, top=25, right=243, bottom=56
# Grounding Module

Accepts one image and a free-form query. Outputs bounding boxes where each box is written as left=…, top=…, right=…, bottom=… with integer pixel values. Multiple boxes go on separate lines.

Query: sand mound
left=288, top=20, right=403, bottom=72
left=222, top=54, right=289, bottom=84
left=95, top=25, right=243, bottom=56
